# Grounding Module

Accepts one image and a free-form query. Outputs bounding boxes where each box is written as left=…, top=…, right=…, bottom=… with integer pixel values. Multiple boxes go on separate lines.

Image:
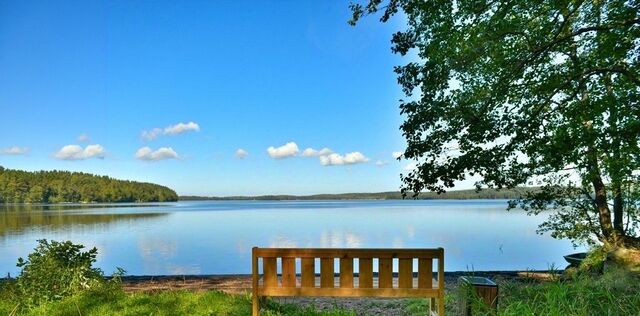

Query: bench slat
left=263, top=258, right=277, bottom=288
left=398, top=258, right=413, bottom=288
left=339, top=258, right=354, bottom=288
left=254, top=248, right=441, bottom=259
left=252, top=248, right=445, bottom=316
left=320, top=258, right=334, bottom=288
left=301, top=258, right=315, bottom=288
left=418, top=258, right=433, bottom=289
left=378, top=258, right=393, bottom=288
left=358, top=258, right=373, bottom=288
left=259, top=287, right=439, bottom=298
left=282, top=257, right=296, bottom=287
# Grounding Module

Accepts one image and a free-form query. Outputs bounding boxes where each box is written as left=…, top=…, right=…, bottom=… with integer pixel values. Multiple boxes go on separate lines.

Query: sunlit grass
left=0, top=283, right=356, bottom=316
left=496, top=269, right=640, bottom=316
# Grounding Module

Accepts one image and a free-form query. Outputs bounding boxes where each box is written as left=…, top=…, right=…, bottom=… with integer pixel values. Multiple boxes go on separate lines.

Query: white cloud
left=319, top=152, right=369, bottom=166
left=54, top=144, right=106, bottom=160
left=135, top=147, right=179, bottom=161
left=77, top=133, right=90, bottom=142
left=1, top=146, right=29, bottom=155
left=235, top=148, right=248, bottom=159
left=302, top=147, right=333, bottom=157
left=0, top=146, right=29, bottom=155
left=141, top=122, right=200, bottom=141
left=267, top=142, right=299, bottom=159
left=392, top=151, right=403, bottom=159
left=164, top=122, right=200, bottom=135
left=375, top=160, right=388, bottom=167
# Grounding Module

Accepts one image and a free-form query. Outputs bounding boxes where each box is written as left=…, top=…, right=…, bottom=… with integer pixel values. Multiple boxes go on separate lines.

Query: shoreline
left=0, top=270, right=562, bottom=283
left=104, top=270, right=557, bottom=293
left=1, top=198, right=514, bottom=206
left=1, top=270, right=559, bottom=293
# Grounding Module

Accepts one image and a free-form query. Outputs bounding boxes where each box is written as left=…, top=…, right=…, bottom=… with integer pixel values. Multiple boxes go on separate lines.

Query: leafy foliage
left=14, top=240, right=117, bottom=307
left=350, top=0, right=640, bottom=247
left=0, top=166, right=178, bottom=203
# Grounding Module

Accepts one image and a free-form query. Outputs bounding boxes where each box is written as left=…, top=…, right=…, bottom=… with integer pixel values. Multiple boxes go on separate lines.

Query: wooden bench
left=251, top=247, right=445, bottom=315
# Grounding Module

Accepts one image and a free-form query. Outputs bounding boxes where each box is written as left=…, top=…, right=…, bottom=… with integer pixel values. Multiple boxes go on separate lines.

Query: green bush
left=14, top=239, right=108, bottom=307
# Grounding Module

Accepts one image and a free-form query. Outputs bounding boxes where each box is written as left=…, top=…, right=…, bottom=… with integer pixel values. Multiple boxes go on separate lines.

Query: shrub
left=15, top=239, right=106, bottom=306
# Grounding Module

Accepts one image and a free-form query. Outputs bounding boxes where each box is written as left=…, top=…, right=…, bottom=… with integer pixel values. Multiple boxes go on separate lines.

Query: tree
left=350, top=1, right=640, bottom=248
left=26, top=185, right=45, bottom=203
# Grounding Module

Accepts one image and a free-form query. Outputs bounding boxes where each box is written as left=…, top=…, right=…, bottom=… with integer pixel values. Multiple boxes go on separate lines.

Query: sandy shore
left=119, top=271, right=556, bottom=293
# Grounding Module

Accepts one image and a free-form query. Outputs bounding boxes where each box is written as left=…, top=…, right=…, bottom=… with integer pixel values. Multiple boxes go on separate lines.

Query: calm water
left=0, top=200, right=581, bottom=276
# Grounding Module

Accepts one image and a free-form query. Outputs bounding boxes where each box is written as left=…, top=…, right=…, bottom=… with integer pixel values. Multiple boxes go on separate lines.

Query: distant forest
left=180, top=188, right=536, bottom=201
left=0, top=166, right=178, bottom=203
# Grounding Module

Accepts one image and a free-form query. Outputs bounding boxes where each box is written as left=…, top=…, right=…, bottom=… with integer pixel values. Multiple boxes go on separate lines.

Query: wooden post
left=252, top=247, right=259, bottom=316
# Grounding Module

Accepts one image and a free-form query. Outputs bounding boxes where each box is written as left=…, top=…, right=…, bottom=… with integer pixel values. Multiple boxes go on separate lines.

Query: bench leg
left=430, top=298, right=436, bottom=314
left=438, top=295, right=445, bottom=316
left=252, top=294, right=259, bottom=316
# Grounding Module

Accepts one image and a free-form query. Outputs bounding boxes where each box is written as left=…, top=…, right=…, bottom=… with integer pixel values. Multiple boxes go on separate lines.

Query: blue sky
left=0, top=1, right=465, bottom=196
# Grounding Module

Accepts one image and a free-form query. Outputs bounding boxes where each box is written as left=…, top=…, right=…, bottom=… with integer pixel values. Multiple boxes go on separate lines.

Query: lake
left=0, top=200, right=582, bottom=276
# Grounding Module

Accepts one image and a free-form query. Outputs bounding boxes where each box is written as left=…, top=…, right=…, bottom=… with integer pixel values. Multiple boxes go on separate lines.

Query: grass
left=0, top=281, right=357, bottom=316
left=496, top=269, right=640, bottom=316
left=1, top=270, right=639, bottom=315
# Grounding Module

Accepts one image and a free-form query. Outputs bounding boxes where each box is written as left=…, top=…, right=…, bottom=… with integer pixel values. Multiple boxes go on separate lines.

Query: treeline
left=180, top=188, right=536, bottom=201
left=0, top=166, right=178, bottom=203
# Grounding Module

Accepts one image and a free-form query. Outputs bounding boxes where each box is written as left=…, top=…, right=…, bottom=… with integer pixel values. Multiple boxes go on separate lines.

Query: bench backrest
left=252, top=247, right=444, bottom=298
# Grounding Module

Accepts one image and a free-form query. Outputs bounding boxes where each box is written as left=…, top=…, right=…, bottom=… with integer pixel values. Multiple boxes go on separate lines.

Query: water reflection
left=0, top=200, right=583, bottom=275
left=269, top=235, right=297, bottom=248
left=319, top=230, right=363, bottom=248
left=0, top=207, right=168, bottom=237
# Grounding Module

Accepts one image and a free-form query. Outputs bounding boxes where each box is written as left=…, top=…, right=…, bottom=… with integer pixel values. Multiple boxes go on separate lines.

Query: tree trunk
left=612, top=183, right=624, bottom=234
left=603, top=73, right=625, bottom=237
left=584, top=139, right=618, bottom=244
left=591, top=174, right=614, bottom=240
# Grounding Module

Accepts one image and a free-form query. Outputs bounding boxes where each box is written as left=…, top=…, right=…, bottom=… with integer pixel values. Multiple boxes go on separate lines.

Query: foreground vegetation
left=498, top=272, right=640, bottom=315
left=2, top=240, right=639, bottom=315
left=0, top=166, right=178, bottom=203
left=0, top=286, right=357, bottom=316
left=2, top=271, right=639, bottom=315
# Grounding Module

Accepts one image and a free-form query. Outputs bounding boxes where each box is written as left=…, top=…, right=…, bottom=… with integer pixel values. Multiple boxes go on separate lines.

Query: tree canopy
left=0, top=166, right=178, bottom=203
left=350, top=0, right=640, bottom=247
